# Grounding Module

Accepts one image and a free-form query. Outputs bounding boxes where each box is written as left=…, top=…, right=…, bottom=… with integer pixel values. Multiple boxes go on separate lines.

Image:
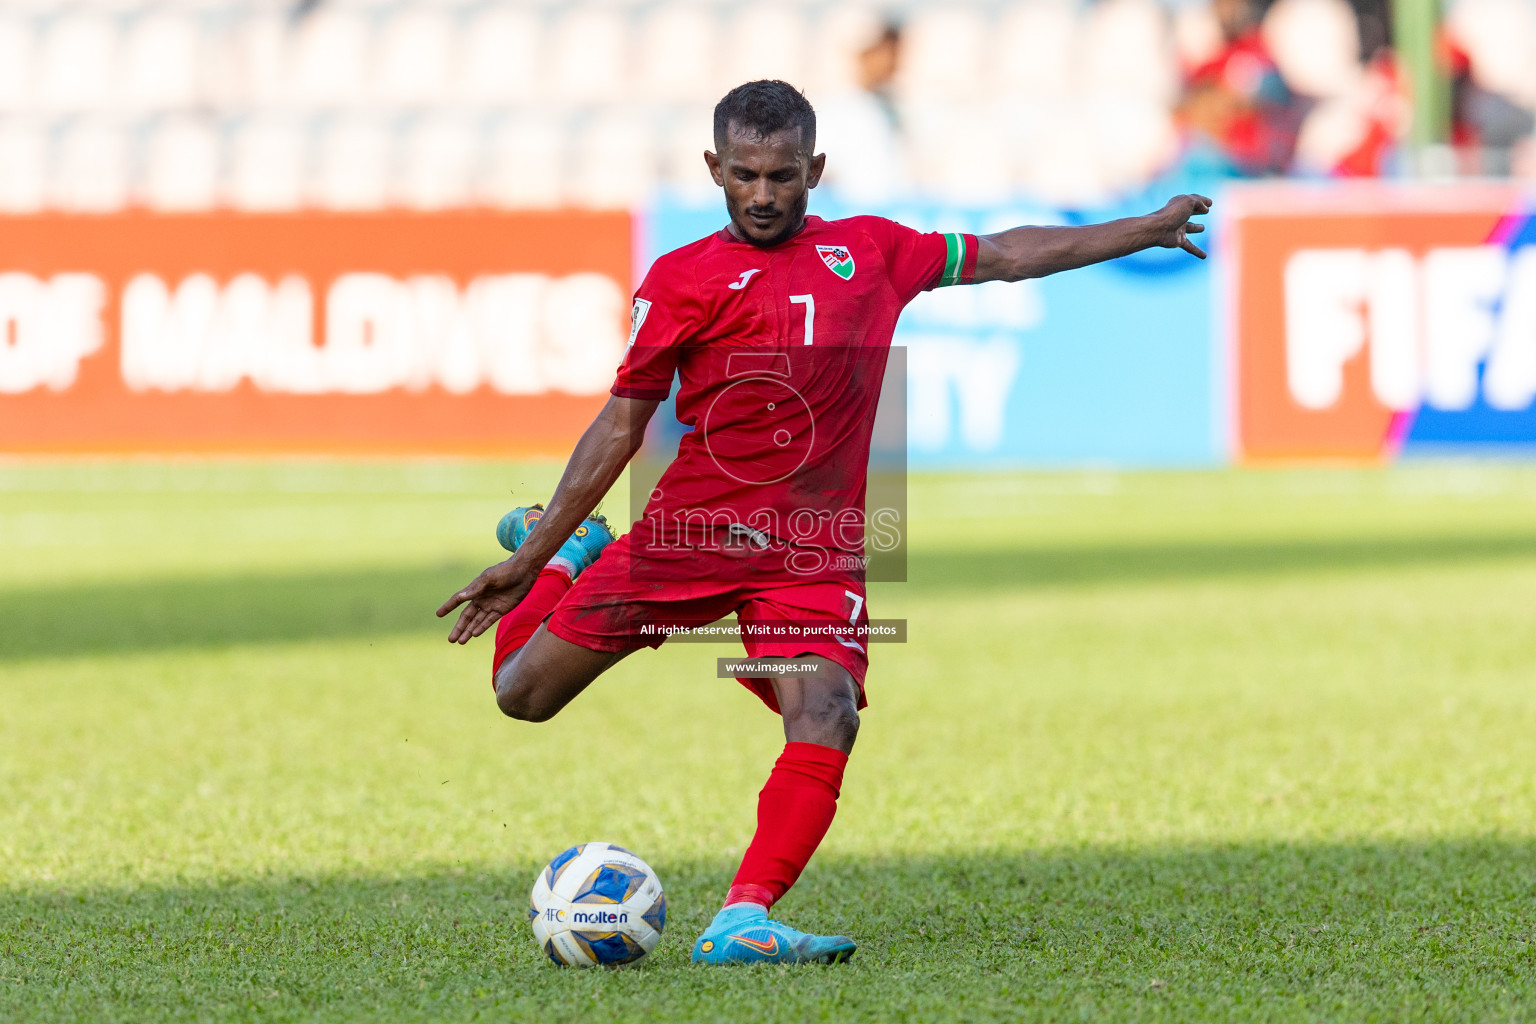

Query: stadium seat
left=397, top=115, right=479, bottom=210
left=220, top=10, right=288, bottom=110
left=657, top=105, right=718, bottom=202
left=636, top=3, right=717, bottom=103
left=0, top=118, right=46, bottom=212
left=547, top=7, right=628, bottom=105
left=1084, top=94, right=1178, bottom=191
left=227, top=117, right=307, bottom=211
left=723, top=4, right=806, bottom=93
left=311, top=116, right=392, bottom=210
left=568, top=110, right=655, bottom=210
left=1263, top=0, right=1363, bottom=99
left=51, top=119, right=130, bottom=212
left=121, top=13, right=201, bottom=113
left=375, top=7, right=455, bottom=108
left=1016, top=104, right=1111, bottom=204
left=817, top=89, right=915, bottom=201
left=0, top=0, right=1418, bottom=212
left=456, top=7, right=541, bottom=106
left=287, top=9, right=371, bottom=109
left=805, top=5, right=884, bottom=96
left=37, top=13, right=118, bottom=114
left=897, top=7, right=988, bottom=103
left=480, top=115, right=565, bottom=209
left=140, top=115, right=221, bottom=211
left=1081, top=0, right=1177, bottom=105
left=905, top=101, right=1012, bottom=203
left=994, top=2, right=1080, bottom=99
left=0, top=17, right=33, bottom=114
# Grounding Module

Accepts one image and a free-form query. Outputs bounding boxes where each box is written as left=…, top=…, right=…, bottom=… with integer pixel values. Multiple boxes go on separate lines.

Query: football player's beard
left=736, top=190, right=809, bottom=249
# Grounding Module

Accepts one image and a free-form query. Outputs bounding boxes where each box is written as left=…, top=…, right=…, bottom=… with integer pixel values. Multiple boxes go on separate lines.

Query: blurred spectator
left=1443, top=0, right=1536, bottom=175
left=1269, top=0, right=1406, bottom=176
left=815, top=21, right=914, bottom=202
left=1177, top=0, right=1303, bottom=175
left=1328, top=50, right=1407, bottom=176
left=1451, top=71, right=1536, bottom=176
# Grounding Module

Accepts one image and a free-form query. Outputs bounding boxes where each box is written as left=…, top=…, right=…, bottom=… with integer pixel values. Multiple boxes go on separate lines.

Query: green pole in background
left=1397, top=0, right=1451, bottom=153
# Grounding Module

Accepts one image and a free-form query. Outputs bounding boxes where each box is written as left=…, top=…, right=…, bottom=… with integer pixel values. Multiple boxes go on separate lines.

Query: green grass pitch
left=2, top=460, right=1534, bottom=1022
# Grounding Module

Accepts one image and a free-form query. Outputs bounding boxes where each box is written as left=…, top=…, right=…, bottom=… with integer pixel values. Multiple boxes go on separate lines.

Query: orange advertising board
left=1227, top=185, right=1529, bottom=461
left=0, top=211, right=631, bottom=454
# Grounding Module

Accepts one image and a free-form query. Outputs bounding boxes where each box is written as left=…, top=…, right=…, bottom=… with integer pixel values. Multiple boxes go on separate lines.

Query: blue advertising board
left=643, top=194, right=1220, bottom=467
left=1399, top=210, right=1536, bottom=454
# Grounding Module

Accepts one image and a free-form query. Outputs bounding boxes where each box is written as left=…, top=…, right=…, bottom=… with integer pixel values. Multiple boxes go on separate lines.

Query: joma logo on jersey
left=571, top=910, right=628, bottom=924
left=816, top=245, right=855, bottom=281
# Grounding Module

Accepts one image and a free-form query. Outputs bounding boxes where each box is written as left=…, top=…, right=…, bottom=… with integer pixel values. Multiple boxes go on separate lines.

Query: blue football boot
left=495, top=504, right=615, bottom=580
left=691, top=904, right=856, bottom=965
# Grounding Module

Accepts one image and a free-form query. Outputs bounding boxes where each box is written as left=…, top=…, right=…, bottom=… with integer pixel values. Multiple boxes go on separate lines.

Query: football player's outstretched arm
left=972, top=194, right=1213, bottom=283
left=437, top=395, right=661, bottom=643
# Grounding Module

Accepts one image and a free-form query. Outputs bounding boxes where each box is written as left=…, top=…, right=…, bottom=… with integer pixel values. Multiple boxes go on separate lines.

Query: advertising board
left=1226, top=184, right=1536, bottom=461
left=647, top=196, right=1221, bottom=467
left=0, top=211, right=630, bottom=454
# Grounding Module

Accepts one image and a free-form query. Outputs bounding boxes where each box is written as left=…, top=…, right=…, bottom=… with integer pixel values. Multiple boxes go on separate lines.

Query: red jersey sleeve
left=866, top=218, right=980, bottom=305
left=611, top=257, right=704, bottom=401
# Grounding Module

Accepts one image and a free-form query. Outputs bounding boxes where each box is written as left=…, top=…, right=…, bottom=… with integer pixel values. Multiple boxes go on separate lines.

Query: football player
left=439, top=80, right=1210, bottom=964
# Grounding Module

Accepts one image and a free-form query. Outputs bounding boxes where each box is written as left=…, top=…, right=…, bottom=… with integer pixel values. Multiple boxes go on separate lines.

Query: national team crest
left=816, top=245, right=855, bottom=280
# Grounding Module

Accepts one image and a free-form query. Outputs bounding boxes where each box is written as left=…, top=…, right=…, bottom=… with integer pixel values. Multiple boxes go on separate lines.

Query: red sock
left=491, top=567, right=572, bottom=686
left=724, top=741, right=849, bottom=910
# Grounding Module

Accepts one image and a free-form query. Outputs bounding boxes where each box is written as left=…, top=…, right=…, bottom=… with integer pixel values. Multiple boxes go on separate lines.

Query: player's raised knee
left=494, top=663, right=558, bottom=723
left=496, top=684, right=558, bottom=723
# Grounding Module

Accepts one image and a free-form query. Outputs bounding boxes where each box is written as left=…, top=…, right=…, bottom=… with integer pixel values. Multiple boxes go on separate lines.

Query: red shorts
left=543, top=524, right=870, bottom=713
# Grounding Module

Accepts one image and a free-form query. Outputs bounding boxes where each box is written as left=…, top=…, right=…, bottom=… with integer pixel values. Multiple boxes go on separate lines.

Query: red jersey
left=614, top=215, right=977, bottom=567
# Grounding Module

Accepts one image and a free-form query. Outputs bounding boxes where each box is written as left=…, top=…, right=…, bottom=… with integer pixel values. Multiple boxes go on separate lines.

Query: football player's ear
left=807, top=152, right=826, bottom=188
left=704, top=150, right=725, bottom=187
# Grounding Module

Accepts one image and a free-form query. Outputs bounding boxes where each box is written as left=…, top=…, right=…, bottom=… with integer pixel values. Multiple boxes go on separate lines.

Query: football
left=528, top=842, right=667, bottom=967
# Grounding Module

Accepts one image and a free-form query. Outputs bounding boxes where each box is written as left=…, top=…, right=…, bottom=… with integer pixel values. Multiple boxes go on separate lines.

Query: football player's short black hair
left=713, top=80, right=817, bottom=155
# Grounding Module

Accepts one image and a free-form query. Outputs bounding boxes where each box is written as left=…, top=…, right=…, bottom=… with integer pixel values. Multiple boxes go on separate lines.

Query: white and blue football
left=528, top=842, right=667, bottom=967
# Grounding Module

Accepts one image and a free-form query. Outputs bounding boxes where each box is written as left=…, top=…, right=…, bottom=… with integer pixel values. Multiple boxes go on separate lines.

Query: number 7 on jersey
left=790, top=294, right=814, bottom=346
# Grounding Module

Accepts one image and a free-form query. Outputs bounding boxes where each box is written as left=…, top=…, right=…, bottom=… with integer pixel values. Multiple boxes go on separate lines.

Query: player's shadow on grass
left=6, top=530, right=1536, bottom=663
left=0, top=563, right=482, bottom=663
left=2, top=839, right=1531, bottom=1018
